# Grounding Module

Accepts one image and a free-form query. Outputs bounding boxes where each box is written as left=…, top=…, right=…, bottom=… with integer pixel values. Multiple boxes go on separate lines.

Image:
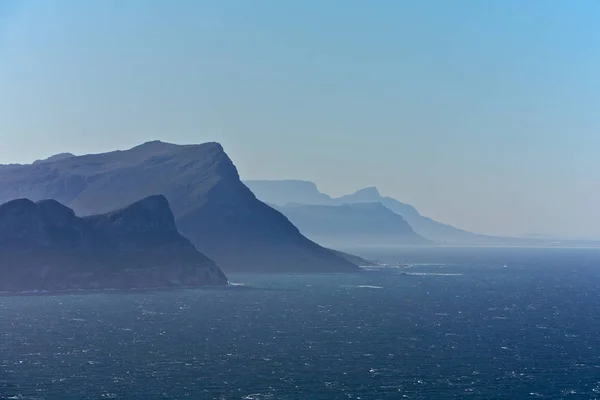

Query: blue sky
left=1, top=0, right=600, bottom=238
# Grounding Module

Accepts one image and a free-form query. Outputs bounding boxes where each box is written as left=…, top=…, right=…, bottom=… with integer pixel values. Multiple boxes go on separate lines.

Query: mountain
left=333, top=187, right=494, bottom=245
left=0, top=195, right=227, bottom=292
left=244, top=180, right=334, bottom=206
left=245, top=179, right=332, bottom=207
left=33, top=153, right=75, bottom=165
left=248, top=180, right=600, bottom=247
left=245, top=180, right=512, bottom=245
left=336, top=187, right=382, bottom=203
left=0, top=142, right=359, bottom=273
left=275, top=202, right=431, bottom=246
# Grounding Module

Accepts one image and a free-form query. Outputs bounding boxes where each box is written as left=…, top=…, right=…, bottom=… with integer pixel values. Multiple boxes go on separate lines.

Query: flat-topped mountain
left=0, top=142, right=359, bottom=273
left=0, top=195, right=227, bottom=292
left=275, top=202, right=431, bottom=247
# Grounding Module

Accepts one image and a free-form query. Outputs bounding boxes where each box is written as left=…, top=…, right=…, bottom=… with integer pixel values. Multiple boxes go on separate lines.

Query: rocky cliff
left=0, top=195, right=227, bottom=292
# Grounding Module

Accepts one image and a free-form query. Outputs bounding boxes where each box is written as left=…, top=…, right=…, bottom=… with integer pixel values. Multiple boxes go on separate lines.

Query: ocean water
left=2, top=247, right=600, bottom=399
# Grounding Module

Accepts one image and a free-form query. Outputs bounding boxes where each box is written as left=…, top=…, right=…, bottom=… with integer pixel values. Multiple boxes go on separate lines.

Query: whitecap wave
left=242, top=394, right=274, bottom=400
left=341, top=285, right=384, bottom=289
left=404, top=272, right=463, bottom=276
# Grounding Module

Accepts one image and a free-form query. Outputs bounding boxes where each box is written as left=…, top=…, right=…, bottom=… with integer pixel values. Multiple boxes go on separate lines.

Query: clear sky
left=1, top=0, right=600, bottom=238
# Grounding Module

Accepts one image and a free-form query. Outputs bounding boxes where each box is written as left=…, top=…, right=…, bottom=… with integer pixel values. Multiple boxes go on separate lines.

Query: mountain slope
left=0, top=142, right=359, bottom=273
left=0, top=195, right=227, bottom=292
left=275, top=202, right=431, bottom=246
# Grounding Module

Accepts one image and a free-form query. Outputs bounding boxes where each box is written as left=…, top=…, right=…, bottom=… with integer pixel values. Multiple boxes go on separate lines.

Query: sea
left=2, top=246, right=600, bottom=400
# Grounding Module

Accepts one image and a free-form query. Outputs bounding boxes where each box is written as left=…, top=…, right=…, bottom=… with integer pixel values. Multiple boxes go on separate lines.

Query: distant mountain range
left=245, top=180, right=600, bottom=247
left=245, top=180, right=491, bottom=244
left=2, top=141, right=595, bottom=287
left=0, top=142, right=359, bottom=273
left=273, top=202, right=430, bottom=247
left=0, top=195, right=228, bottom=292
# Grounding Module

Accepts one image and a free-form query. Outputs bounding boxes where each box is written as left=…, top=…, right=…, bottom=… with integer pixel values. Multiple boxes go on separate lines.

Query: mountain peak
left=135, top=140, right=224, bottom=152
left=87, top=195, right=178, bottom=235
left=197, top=141, right=224, bottom=152
left=0, top=198, right=36, bottom=209
left=35, top=199, right=77, bottom=228
left=32, top=153, right=75, bottom=165
left=141, top=140, right=166, bottom=145
left=354, top=187, right=380, bottom=197
left=339, top=186, right=382, bottom=203
left=127, top=141, right=228, bottom=167
left=0, top=198, right=38, bottom=217
left=0, top=197, right=227, bottom=291
left=130, top=140, right=180, bottom=154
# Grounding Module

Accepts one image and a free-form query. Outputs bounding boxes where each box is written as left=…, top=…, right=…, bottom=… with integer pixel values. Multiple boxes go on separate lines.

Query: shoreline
left=0, top=282, right=233, bottom=297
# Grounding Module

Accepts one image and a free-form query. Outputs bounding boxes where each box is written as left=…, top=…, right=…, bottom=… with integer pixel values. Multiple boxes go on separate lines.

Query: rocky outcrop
left=0, top=142, right=359, bottom=273
left=0, top=196, right=227, bottom=292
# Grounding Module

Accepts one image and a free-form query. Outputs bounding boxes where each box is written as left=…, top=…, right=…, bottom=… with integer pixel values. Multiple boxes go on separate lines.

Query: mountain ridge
left=0, top=142, right=360, bottom=273
left=244, top=179, right=519, bottom=245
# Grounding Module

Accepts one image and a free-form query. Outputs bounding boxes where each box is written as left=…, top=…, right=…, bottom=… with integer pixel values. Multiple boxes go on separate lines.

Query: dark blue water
left=2, top=247, right=600, bottom=399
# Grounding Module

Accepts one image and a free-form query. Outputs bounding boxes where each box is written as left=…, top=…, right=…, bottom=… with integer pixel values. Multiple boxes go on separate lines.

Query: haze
left=1, top=0, right=599, bottom=238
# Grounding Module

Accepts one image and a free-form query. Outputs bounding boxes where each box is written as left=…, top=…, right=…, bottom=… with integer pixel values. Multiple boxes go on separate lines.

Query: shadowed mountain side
left=0, top=142, right=359, bottom=273
left=274, top=203, right=431, bottom=247
left=0, top=195, right=227, bottom=292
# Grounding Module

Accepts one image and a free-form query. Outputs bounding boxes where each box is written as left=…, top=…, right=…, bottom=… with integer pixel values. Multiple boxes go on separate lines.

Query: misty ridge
left=1, top=140, right=599, bottom=292
left=245, top=180, right=600, bottom=248
left=270, top=202, right=431, bottom=247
